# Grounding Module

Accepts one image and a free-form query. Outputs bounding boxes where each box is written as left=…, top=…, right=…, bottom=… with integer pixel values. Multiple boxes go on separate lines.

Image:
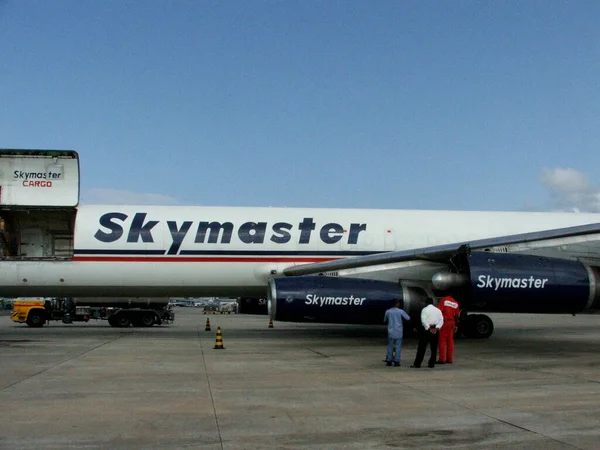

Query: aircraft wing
left=282, top=222, right=600, bottom=277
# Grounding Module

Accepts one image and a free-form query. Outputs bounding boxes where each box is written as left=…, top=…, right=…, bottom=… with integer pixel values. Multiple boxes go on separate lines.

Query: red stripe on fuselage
left=72, top=256, right=342, bottom=263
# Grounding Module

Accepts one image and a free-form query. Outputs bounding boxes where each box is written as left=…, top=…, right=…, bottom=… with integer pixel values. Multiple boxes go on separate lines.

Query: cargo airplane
left=2, top=203, right=600, bottom=337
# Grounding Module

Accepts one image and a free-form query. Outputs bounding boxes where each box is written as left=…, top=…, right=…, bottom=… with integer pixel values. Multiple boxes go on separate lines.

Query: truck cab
left=10, top=298, right=49, bottom=327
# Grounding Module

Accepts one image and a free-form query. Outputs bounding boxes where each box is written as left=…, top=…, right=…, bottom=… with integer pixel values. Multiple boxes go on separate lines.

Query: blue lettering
left=270, top=222, right=292, bottom=244
left=320, top=223, right=344, bottom=244
left=298, top=218, right=316, bottom=244
left=195, top=222, right=233, bottom=244
left=94, top=212, right=128, bottom=243
left=93, top=212, right=367, bottom=247
left=348, top=223, right=367, bottom=245
left=167, top=221, right=193, bottom=255
left=238, top=222, right=267, bottom=244
left=127, top=213, right=159, bottom=243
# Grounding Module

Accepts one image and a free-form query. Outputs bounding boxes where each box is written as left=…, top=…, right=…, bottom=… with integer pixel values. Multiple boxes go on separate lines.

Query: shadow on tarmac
left=2, top=313, right=600, bottom=357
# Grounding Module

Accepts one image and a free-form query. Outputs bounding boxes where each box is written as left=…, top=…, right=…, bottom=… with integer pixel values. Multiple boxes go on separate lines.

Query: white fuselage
left=1, top=205, right=599, bottom=298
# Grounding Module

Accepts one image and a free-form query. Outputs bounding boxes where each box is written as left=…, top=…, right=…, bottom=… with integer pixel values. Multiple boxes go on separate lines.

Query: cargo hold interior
left=0, top=208, right=76, bottom=259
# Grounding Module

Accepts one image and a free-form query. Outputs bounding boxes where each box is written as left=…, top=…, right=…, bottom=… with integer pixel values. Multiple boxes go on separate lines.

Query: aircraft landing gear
left=460, top=314, right=494, bottom=339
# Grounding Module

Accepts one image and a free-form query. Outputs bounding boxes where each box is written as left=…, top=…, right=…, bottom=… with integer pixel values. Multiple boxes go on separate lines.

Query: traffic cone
left=205, top=318, right=211, bottom=331
left=268, top=318, right=274, bottom=328
left=214, top=327, right=224, bottom=349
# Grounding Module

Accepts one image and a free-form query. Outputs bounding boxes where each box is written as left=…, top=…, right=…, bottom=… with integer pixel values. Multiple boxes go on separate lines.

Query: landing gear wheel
left=465, top=314, right=494, bottom=339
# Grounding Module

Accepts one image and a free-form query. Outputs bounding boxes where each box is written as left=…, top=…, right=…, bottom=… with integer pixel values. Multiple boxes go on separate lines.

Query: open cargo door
left=0, top=150, right=79, bottom=260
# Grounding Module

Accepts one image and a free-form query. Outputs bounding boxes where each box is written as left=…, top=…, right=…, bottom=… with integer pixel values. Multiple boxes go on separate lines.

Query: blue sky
left=1, top=1, right=599, bottom=211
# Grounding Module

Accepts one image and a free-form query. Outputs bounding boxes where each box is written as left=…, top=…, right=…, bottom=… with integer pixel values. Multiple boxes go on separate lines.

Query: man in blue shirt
left=383, top=299, right=411, bottom=367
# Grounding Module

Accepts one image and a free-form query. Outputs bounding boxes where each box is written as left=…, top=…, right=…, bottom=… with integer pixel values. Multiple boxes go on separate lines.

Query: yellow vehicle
left=11, top=297, right=174, bottom=328
left=203, top=304, right=220, bottom=314
left=10, top=298, right=49, bottom=327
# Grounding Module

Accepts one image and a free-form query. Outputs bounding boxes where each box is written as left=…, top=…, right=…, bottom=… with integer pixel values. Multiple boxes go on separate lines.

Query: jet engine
left=267, top=276, right=429, bottom=325
left=433, top=252, right=600, bottom=314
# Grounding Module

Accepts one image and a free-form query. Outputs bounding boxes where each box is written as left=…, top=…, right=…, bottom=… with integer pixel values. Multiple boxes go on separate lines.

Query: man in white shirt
left=411, top=298, right=444, bottom=369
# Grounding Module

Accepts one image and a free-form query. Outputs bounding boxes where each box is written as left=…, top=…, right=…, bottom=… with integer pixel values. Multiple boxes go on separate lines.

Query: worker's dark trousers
left=413, top=327, right=438, bottom=367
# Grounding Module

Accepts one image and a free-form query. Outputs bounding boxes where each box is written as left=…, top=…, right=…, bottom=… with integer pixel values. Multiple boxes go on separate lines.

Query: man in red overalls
left=437, top=294, right=460, bottom=364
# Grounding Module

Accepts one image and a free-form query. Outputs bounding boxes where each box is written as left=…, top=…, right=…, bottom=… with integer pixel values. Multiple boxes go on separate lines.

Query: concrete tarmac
left=1, top=309, right=599, bottom=449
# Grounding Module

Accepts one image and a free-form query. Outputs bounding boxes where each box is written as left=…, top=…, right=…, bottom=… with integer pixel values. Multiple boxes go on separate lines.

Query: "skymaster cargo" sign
left=0, top=150, right=79, bottom=207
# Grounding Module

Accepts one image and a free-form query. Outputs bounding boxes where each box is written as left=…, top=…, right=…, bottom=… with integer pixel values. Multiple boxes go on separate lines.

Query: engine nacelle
left=267, top=276, right=429, bottom=324
left=463, top=252, right=600, bottom=314
left=238, top=297, right=269, bottom=315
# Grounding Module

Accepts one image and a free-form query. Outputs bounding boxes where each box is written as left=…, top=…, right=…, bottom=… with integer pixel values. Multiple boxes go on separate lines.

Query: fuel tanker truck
left=10, top=297, right=174, bottom=328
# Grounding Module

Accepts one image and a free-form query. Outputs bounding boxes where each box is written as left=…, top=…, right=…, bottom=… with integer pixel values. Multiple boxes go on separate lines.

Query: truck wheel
left=115, top=314, right=131, bottom=328
left=141, top=313, right=154, bottom=327
left=26, top=311, right=45, bottom=328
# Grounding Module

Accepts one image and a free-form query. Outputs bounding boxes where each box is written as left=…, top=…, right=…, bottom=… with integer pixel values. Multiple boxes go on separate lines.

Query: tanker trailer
left=10, top=297, right=174, bottom=328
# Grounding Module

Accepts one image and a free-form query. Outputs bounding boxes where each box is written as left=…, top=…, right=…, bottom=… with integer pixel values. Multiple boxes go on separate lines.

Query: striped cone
left=214, top=327, right=224, bottom=349
left=205, top=318, right=211, bottom=331
left=268, top=318, right=274, bottom=328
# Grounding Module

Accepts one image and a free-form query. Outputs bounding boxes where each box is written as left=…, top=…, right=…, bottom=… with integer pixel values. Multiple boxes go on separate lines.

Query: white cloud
left=80, top=188, right=181, bottom=205
left=540, top=168, right=600, bottom=213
